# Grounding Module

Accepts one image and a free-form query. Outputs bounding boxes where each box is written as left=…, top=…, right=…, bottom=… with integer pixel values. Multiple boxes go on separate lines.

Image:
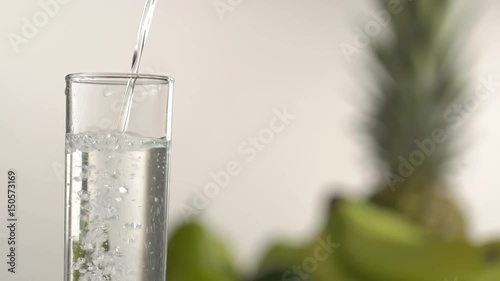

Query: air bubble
left=77, top=190, right=89, bottom=201
left=106, top=134, right=118, bottom=145
left=123, top=222, right=142, bottom=229
left=119, top=186, right=128, bottom=194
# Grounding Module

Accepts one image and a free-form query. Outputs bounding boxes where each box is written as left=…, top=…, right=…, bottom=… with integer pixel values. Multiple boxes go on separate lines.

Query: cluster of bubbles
left=67, top=131, right=168, bottom=281
left=73, top=164, right=123, bottom=280
left=68, top=132, right=149, bottom=281
left=66, top=131, right=167, bottom=153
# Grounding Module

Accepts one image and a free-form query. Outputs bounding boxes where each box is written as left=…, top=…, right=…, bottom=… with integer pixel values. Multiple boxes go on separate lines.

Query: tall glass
left=64, top=73, right=174, bottom=281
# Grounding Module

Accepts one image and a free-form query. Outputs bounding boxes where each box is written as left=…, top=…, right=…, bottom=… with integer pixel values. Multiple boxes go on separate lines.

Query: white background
left=0, top=0, right=499, bottom=280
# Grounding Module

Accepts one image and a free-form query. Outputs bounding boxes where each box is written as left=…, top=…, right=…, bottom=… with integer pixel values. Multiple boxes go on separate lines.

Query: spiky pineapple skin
left=368, top=0, right=468, bottom=239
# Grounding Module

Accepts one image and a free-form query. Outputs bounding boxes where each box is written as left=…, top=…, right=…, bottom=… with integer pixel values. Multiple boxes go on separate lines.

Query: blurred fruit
left=371, top=184, right=466, bottom=240
left=309, top=198, right=364, bottom=281
left=166, top=199, right=500, bottom=281
left=167, top=221, right=239, bottom=281
left=474, top=266, right=500, bottom=281
left=366, top=0, right=468, bottom=240
left=254, top=198, right=361, bottom=281
left=254, top=240, right=359, bottom=281
left=335, top=198, right=500, bottom=281
left=256, top=242, right=307, bottom=275
left=254, top=242, right=314, bottom=281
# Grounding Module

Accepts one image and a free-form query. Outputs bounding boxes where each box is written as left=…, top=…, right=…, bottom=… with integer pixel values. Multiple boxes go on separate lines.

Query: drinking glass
left=64, top=73, right=174, bottom=281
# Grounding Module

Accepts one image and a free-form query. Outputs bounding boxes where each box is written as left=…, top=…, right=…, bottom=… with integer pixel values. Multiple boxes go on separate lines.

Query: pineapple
left=368, top=0, right=467, bottom=240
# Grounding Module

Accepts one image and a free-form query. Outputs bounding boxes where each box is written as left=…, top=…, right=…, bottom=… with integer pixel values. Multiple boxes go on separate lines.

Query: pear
left=167, top=221, right=239, bottom=281
left=254, top=242, right=315, bottom=281
left=253, top=198, right=365, bottom=281
left=254, top=240, right=360, bottom=281
left=308, top=198, right=367, bottom=281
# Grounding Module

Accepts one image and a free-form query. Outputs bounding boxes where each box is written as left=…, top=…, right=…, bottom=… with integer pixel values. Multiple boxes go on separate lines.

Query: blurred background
left=1, top=0, right=500, bottom=280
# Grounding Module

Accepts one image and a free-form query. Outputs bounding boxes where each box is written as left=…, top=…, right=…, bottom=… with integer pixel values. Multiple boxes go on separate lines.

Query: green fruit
left=371, top=183, right=466, bottom=240
left=253, top=271, right=292, bottom=281
left=167, top=221, right=238, bottom=281
left=255, top=198, right=365, bottom=281
left=474, top=266, right=500, bottom=281
left=254, top=201, right=363, bottom=281
left=335, top=200, right=500, bottom=281
left=307, top=199, right=368, bottom=281
left=256, top=242, right=307, bottom=277
left=254, top=240, right=360, bottom=281
left=366, top=0, right=468, bottom=240
left=307, top=242, right=361, bottom=281
left=255, top=242, right=322, bottom=281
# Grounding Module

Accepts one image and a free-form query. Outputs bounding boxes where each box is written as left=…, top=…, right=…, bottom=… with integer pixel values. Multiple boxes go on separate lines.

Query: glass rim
left=66, top=73, right=174, bottom=85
